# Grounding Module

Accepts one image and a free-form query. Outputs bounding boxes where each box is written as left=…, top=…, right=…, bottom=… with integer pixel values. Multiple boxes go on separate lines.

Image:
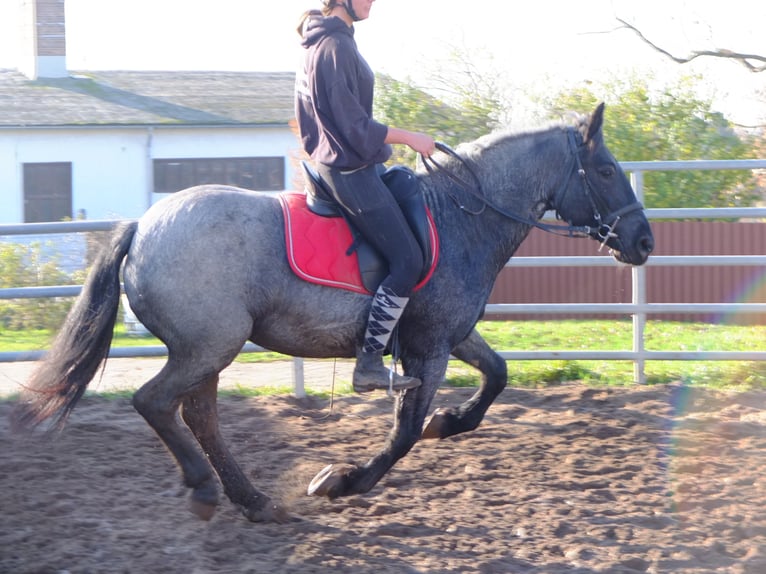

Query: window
left=153, top=157, right=284, bottom=194
left=23, top=162, right=72, bottom=222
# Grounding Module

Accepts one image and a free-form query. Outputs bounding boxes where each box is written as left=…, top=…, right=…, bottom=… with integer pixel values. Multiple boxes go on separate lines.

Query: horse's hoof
left=307, top=463, right=355, bottom=498
left=242, top=501, right=294, bottom=524
left=422, top=409, right=447, bottom=439
left=189, top=479, right=219, bottom=520
left=189, top=498, right=217, bottom=521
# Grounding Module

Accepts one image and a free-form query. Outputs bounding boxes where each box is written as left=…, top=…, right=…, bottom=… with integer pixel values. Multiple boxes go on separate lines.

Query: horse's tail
left=12, top=221, right=138, bottom=432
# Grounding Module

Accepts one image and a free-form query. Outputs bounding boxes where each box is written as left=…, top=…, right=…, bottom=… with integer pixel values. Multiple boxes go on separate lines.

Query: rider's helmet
left=321, top=0, right=360, bottom=21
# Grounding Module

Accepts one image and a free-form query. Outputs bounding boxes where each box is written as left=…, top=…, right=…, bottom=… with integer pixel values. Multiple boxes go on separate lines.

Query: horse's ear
left=585, top=102, right=605, bottom=145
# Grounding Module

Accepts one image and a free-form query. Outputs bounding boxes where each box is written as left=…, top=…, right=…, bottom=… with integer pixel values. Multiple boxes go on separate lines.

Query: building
left=0, top=0, right=297, bottom=224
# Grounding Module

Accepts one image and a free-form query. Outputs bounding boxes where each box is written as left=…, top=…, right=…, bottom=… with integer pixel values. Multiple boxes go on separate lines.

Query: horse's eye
left=598, top=166, right=615, bottom=178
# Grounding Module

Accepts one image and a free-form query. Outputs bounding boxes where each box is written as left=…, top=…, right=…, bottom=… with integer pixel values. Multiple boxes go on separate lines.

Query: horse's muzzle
left=612, top=231, right=654, bottom=266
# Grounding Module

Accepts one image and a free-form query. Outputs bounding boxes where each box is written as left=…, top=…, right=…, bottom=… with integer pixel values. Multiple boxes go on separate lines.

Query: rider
left=295, top=0, right=436, bottom=393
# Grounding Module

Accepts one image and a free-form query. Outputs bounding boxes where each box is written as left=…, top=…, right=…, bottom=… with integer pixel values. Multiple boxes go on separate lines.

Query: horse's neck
left=478, top=127, right=567, bottom=208
left=423, top=128, right=568, bottom=271
left=420, top=177, right=531, bottom=279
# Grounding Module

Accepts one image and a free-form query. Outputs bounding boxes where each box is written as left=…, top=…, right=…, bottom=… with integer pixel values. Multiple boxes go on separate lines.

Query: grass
left=471, top=319, right=766, bottom=389
left=2, top=320, right=764, bottom=390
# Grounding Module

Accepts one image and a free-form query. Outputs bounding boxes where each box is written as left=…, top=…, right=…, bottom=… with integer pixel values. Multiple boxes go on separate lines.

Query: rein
left=421, top=131, right=644, bottom=248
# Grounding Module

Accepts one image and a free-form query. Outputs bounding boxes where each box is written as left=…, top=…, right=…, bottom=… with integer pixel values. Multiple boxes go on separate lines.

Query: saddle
left=278, top=162, right=438, bottom=295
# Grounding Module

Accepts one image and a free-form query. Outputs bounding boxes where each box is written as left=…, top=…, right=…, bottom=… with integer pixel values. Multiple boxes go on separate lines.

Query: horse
left=13, top=103, right=654, bottom=523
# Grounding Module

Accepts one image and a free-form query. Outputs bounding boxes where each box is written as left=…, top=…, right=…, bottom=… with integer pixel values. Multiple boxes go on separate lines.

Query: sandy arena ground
left=2, top=358, right=766, bottom=573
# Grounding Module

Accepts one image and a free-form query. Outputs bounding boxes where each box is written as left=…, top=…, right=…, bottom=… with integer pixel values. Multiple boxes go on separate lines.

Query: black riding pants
left=316, top=163, right=423, bottom=297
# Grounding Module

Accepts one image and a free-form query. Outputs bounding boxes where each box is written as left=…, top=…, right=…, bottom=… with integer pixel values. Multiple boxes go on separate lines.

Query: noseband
left=422, top=130, right=644, bottom=247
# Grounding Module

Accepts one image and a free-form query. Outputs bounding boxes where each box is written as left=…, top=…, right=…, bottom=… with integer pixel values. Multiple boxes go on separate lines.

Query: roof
left=0, top=69, right=296, bottom=127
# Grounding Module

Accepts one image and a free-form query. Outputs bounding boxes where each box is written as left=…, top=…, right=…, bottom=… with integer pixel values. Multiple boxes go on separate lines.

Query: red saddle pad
left=278, top=192, right=438, bottom=295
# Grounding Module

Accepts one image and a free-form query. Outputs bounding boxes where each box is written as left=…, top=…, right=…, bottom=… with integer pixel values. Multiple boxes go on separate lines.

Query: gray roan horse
left=14, top=104, right=654, bottom=522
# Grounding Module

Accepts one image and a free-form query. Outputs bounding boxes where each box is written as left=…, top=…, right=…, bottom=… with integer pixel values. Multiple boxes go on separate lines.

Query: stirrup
left=386, top=358, right=420, bottom=396
left=352, top=364, right=421, bottom=394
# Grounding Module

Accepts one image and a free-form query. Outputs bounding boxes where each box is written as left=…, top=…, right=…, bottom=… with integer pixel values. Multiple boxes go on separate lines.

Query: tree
left=374, top=73, right=499, bottom=168
left=616, top=18, right=766, bottom=74
left=543, top=76, right=759, bottom=209
left=0, top=242, right=83, bottom=330
left=612, top=9, right=765, bottom=130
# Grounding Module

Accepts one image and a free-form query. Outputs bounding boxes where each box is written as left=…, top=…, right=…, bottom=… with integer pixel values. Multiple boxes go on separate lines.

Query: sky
left=0, top=0, right=763, bottom=125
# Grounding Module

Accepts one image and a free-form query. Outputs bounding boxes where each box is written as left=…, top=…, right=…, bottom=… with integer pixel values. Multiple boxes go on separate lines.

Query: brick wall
left=35, top=0, right=66, bottom=56
left=18, top=0, right=67, bottom=79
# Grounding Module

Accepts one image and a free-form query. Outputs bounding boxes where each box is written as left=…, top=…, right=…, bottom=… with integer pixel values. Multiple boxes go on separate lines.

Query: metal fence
left=1, top=159, right=765, bottom=391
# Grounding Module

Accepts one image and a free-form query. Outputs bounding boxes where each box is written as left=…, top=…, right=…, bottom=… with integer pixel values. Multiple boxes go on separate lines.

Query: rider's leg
left=353, top=284, right=420, bottom=392
left=317, top=163, right=424, bottom=392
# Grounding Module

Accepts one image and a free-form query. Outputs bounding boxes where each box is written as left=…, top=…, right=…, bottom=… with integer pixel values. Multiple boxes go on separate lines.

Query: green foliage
left=374, top=74, right=497, bottom=167
left=0, top=242, right=83, bottom=330
left=375, top=65, right=759, bottom=209
left=543, top=76, right=759, bottom=209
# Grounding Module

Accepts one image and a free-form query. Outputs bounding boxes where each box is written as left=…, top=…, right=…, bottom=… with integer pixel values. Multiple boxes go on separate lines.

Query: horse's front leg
left=422, top=327, right=507, bottom=439
left=308, top=355, right=448, bottom=499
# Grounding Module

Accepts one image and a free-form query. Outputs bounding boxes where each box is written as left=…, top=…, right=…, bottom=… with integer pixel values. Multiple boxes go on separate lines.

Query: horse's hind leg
left=181, top=377, right=290, bottom=523
left=132, top=358, right=222, bottom=520
left=422, top=327, right=507, bottom=439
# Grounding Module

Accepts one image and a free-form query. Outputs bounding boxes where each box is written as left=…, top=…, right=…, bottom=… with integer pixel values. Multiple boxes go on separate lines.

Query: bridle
left=421, top=129, right=644, bottom=249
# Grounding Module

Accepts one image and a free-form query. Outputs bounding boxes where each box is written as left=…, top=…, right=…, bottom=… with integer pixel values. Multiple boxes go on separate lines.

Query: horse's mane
left=455, top=111, right=589, bottom=160
left=416, top=111, right=591, bottom=209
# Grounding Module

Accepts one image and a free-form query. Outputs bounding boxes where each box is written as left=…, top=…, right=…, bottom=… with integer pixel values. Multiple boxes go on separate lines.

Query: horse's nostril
left=640, top=235, right=655, bottom=255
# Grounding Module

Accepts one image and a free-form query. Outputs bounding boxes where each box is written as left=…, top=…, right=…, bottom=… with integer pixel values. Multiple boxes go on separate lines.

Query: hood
left=301, top=13, right=353, bottom=48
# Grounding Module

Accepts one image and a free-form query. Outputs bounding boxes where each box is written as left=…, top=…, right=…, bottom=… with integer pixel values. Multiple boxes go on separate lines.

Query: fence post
left=632, top=266, right=647, bottom=384
left=293, top=358, right=306, bottom=397
left=631, top=170, right=647, bottom=384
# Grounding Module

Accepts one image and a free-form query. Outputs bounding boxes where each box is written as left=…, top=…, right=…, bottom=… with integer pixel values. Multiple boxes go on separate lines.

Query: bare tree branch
left=616, top=17, right=766, bottom=73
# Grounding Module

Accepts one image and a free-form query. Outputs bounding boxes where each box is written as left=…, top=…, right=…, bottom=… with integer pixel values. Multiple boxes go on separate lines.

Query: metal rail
left=1, top=159, right=764, bottom=391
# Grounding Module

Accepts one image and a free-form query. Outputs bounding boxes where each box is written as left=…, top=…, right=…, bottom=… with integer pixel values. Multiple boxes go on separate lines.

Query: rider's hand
left=408, top=132, right=436, bottom=158
left=385, top=127, right=436, bottom=157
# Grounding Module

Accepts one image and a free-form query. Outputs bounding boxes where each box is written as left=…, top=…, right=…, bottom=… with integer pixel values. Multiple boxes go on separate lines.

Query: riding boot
left=353, top=285, right=421, bottom=393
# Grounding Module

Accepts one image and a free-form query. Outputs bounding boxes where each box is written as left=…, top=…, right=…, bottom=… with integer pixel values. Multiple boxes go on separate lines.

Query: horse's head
left=552, top=103, right=654, bottom=265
